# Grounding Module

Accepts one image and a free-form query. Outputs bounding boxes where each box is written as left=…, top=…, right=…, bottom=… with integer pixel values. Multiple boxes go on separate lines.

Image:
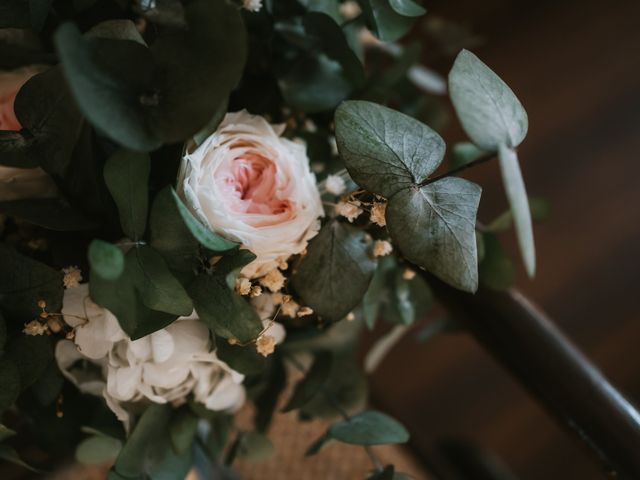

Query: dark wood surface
left=369, top=1, right=640, bottom=478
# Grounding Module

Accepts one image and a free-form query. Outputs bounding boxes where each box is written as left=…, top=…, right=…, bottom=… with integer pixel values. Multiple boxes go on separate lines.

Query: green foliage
left=104, top=150, right=151, bottom=240
left=0, top=0, right=52, bottom=30
left=0, top=244, right=63, bottom=321
left=359, top=0, right=419, bottom=42
left=0, top=359, right=20, bottom=412
left=0, top=199, right=97, bottom=231
left=170, top=189, right=238, bottom=253
left=5, top=335, right=53, bottom=389
left=328, top=410, right=409, bottom=445
left=169, top=409, right=199, bottom=455
left=88, top=240, right=125, bottom=281
left=282, top=352, right=332, bottom=412
left=76, top=435, right=122, bottom=465
left=54, top=0, right=248, bottom=151
left=449, top=50, right=534, bottom=276
left=389, top=0, right=426, bottom=17
left=111, top=404, right=171, bottom=478
left=216, top=337, right=267, bottom=376
left=335, top=101, right=482, bottom=292
left=190, top=273, right=262, bottom=343
left=478, top=233, right=514, bottom=291
left=292, top=221, right=377, bottom=321
left=450, top=142, right=487, bottom=170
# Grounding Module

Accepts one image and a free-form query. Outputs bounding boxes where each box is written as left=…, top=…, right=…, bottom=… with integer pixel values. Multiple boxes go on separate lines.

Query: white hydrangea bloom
left=243, top=0, right=262, bottom=12
left=55, top=285, right=246, bottom=430
left=325, top=174, right=346, bottom=196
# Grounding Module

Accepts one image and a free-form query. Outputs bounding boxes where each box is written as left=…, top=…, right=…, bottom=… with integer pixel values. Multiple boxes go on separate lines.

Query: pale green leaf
left=389, top=0, right=426, bottom=17
left=359, top=0, right=416, bottom=42
left=448, top=49, right=528, bottom=151
left=328, top=410, right=409, bottom=445
left=88, top=240, right=125, bottom=281
left=76, top=435, right=122, bottom=465
left=386, top=178, right=481, bottom=292
left=498, top=144, right=535, bottom=276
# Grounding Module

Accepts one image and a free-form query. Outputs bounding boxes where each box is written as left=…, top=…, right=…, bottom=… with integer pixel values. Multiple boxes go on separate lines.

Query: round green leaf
left=448, top=49, right=528, bottom=151
left=89, top=240, right=125, bottom=281
left=328, top=410, right=409, bottom=446
left=76, top=435, right=122, bottom=465
left=335, top=100, right=445, bottom=197
left=389, top=0, right=426, bottom=17
left=386, top=178, right=482, bottom=293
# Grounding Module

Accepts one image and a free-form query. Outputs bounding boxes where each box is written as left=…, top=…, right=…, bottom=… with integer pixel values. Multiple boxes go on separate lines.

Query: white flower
left=179, top=110, right=324, bottom=278
left=325, top=174, right=346, bottom=196
left=335, top=200, right=362, bottom=222
left=55, top=285, right=246, bottom=430
left=242, top=0, right=262, bottom=12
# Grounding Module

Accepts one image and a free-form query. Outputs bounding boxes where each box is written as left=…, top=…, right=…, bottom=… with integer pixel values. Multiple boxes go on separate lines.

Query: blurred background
left=367, top=0, right=640, bottom=478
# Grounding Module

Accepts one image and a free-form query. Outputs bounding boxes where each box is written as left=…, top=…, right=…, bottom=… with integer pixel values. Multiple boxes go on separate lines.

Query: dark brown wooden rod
left=425, top=274, right=640, bottom=479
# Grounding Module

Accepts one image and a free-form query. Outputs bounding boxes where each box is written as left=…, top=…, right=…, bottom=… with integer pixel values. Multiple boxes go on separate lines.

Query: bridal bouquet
left=0, top=1, right=539, bottom=478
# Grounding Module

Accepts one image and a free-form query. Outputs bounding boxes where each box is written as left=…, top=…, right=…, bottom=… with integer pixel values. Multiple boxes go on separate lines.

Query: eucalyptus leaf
left=303, top=12, right=365, bottom=87
left=128, top=246, right=193, bottom=316
left=149, top=187, right=199, bottom=273
left=448, top=49, right=528, bottom=151
left=87, top=20, right=146, bottom=44
left=76, top=435, right=122, bottom=465
left=0, top=244, right=63, bottom=321
left=299, top=0, right=341, bottom=21
left=450, top=142, right=487, bottom=170
left=112, top=403, right=171, bottom=478
left=0, top=359, right=20, bottom=412
left=479, top=233, right=514, bottom=290
left=282, top=352, right=332, bottom=412
left=328, top=410, right=409, bottom=445
left=103, top=150, right=150, bottom=240
left=189, top=274, right=262, bottom=343
left=88, top=240, right=125, bottom=281
left=292, top=222, right=377, bottom=321
left=389, top=0, right=426, bottom=17
left=254, top=354, right=286, bottom=433
left=359, top=0, right=416, bottom=42
left=335, top=100, right=445, bottom=197
left=215, top=338, right=267, bottom=376
left=386, top=178, right=481, bottom=293
left=498, top=144, right=535, bottom=276
left=169, top=409, right=198, bottom=455
left=170, top=189, right=238, bottom=252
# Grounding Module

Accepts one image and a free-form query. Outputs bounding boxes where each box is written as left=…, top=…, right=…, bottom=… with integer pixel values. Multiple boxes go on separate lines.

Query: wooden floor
left=369, top=1, right=640, bottom=479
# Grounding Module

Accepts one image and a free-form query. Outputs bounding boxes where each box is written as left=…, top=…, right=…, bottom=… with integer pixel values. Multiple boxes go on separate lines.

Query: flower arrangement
left=0, top=1, right=540, bottom=478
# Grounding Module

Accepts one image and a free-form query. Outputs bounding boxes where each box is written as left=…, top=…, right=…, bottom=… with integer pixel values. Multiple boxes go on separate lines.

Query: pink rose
left=179, top=110, right=324, bottom=278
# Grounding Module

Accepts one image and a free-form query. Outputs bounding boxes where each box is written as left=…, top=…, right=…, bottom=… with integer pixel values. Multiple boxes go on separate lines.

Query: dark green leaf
left=479, top=233, right=514, bottom=291
left=104, top=150, right=150, bottom=240
left=498, top=144, right=535, bottom=276
left=389, top=0, right=426, bottom=16
left=0, top=359, right=20, bottom=412
left=0, top=444, right=42, bottom=473
left=170, top=189, right=237, bottom=252
left=55, top=0, right=247, bottom=150
left=448, top=49, right=528, bottom=151
left=5, top=334, right=53, bottom=389
left=193, top=97, right=229, bottom=147
left=87, top=19, right=146, bottom=44
left=254, top=355, right=286, bottom=432
left=279, top=54, right=352, bottom=113
left=299, top=0, right=341, bottom=21
left=88, top=240, right=125, bottom=281
left=386, top=178, right=481, bottom=293
left=76, top=435, right=122, bottom=465
left=292, top=222, right=376, bottom=322
left=359, top=0, right=416, bottom=42
left=0, top=424, right=16, bottom=442
left=0, top=198, right=98, bottom=231
left=335, top=100, right=445, bottom=197
left=128, top=246, right=193, bottom=316
left=190, top=275, right=262, bottom=343
left=0, top=243, right=63, bottom=321
left=30, top=361, right=64, bottom=406
left=328, top=410, right=409, bottom=445
left=303, top=12, right=365, bottom=87
left=362, top=256, right=395, bottom=329
left=215, top=338, right=266, bottom=376
left=0, top=311, right=6, bottom=352
left=149, top=187, right=199, bottom=273
left=169, top=409, right=198, bottom=455
left=283, top=352, right=332, bottom=412
left=113, top=404, right=171, bottom=477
